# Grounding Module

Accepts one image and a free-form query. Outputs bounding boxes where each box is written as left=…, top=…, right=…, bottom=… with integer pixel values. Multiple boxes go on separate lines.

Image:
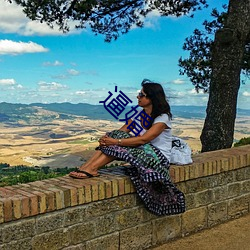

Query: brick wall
left=0, top=145, right=249, bottom=250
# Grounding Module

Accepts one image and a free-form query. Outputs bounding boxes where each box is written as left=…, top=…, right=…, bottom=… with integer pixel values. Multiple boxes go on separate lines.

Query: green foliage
left=234, top=137, right=250, bottom=147
left=0, top=164, right=78, bottom=187
left=0, top=162, right=122, bottom=186
left=8, top=0, right=208, bottom=42
left=179, top=5, right=250, bottom=92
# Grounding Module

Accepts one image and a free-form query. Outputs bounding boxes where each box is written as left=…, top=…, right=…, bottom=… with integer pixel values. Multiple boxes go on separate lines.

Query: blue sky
left=0, top=0, right=249, bottom=109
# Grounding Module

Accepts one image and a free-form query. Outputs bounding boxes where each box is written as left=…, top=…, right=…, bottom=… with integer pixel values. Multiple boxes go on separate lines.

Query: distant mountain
left=0, top=102, right=249, bottom=124
left=172, top=105, right=206, bottom=119
left=30, top=102, right=110, bottom=120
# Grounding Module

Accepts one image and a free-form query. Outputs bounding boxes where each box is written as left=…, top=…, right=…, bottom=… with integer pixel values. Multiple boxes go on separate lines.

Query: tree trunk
left=200, top=0, right=250, bottom=152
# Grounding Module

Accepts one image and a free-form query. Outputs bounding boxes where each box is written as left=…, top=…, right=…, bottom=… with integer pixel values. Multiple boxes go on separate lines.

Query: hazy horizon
left=1, top=101, right=250, bottom=111
left=1, top=0, right=249, bottom=109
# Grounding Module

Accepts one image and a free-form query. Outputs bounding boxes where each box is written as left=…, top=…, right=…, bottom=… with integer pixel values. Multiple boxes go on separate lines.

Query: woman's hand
left=98, top=135, right=117, bottom=147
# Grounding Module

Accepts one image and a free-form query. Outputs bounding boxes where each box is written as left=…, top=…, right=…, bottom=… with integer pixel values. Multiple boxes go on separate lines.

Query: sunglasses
left=138, top=92, right=146, bottom=98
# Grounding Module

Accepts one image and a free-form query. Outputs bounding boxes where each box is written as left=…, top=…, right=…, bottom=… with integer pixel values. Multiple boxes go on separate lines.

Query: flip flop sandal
left=69, top=169, right=100, bottom=179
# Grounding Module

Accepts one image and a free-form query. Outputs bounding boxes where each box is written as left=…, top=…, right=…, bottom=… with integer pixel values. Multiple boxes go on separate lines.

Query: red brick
left=221, top=158, right=229, bottom=172
left=12, top=197, right=22, bottom=220
left=82, top=183, right=92, bottom=203
left=32, top=190, right=47, bottom=214
left=52, top=186, right=70, bottom=208
left=100, top=174, right=119, bottom=197
left=44, top=190, right=56, bottom=211
left=82, top=179, right=103, bottom=201
left=189, top=165, right=195, bottom=180
left=124, top=177, right=131, bottom=194
left=9, top=189, right=38, bottom=216
left=96, top=175, right=113, bottom=198
left=2, top=198, right=12, bottom=222
left=55, top=178, right=85, bottom=205
left=184, top=165, right=191, bottom=180
left=29, top=180, right=48, bottom=187
left=20, top=196, right=30, bottom=218
left=207, top=161, right=213, bottom=175
left=61, top=185, right=78, bottom=206
left=169, top=167, right=176, bottom=182
left=98, top=181, right=105, bottom=200
left=116, top=176, right=125, bottom=195
left=198, top=163, right=205, bottom=177
left=0, top=200, right=4, bottom=223
left=47, top=187, right=64, bottom=210
left=91, top=183, right=99, bottom=201
left=104, top=179, right=112, bottom=198
left=0, top=187, right=16, bottom=198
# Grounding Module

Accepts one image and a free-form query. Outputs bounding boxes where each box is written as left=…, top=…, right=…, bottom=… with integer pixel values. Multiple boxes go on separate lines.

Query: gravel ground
left=151, top=213, right=250, bottom=250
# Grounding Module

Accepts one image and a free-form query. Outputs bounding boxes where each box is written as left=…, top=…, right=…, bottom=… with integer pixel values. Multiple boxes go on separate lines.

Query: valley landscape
left=0, top=102, right=249, bottom=168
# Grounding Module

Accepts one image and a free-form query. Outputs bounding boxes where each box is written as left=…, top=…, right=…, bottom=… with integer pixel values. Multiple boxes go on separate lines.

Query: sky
left=0, top=0, right=249, bottom=109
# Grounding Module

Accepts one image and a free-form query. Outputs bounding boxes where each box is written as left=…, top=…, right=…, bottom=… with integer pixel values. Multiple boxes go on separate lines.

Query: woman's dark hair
left=141, top=79, right=172, bottom=128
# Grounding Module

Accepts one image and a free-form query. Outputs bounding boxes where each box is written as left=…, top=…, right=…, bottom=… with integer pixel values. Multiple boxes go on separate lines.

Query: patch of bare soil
left=151, top=213, right=250, bottom=250
left=0, top=116, right=249, bottom=167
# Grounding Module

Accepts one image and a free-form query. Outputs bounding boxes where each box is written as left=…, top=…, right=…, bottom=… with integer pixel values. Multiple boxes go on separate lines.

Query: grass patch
left=0, top=163, right=78, bottom=187
left=0, top=162, right=122, bottom=187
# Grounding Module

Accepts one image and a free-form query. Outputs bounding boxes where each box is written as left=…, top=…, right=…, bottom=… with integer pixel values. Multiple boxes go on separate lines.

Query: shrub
left=234, top=137, right=250, bottom=147
left=0, top=165, right=78, bottom=187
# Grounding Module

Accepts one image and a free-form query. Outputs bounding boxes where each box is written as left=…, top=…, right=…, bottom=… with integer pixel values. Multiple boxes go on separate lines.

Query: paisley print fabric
left=97, top=130, right=185, bottom=215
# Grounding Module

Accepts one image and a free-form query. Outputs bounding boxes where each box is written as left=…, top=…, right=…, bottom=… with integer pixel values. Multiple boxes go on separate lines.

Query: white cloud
left=243, top=91, right=250, bottom=97
left=17, top=84, right=24, bottom=89
left=68, top=69, right=80, bottom=76
left=0, top=78, right=24, bottom=91
left=0, top=78, right=16, bottom=85
left=75, top=91, right=86, bottom=95
left=167, top=87, right=209, bottom=107
left=38, top=81, right=68, bottom=91
left=143, top=10, right=161, bottom=29
left=43, top=60, right=63, bottom=66
left=189, top=89, right=198, bottom=94
left=0, top=0, right=83, bottom=36
left=0, top=1, right=27, bottom=33
left=173, top=79, right=186, bottom=85
left=132, top=7, right=180, bottom=30
left=0, top=39, right=48, bottom=55
left=188, top=88, right=208, bottom=95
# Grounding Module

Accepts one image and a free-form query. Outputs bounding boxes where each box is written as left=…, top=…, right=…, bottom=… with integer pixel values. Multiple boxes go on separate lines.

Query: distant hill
left=0, top=102, right=249, bottom=124
left=31, top=102, right=110, bottom=120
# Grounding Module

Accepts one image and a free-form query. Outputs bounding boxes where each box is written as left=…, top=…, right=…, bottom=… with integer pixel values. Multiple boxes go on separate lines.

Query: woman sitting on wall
left=69, top=79, right=185, bottom=216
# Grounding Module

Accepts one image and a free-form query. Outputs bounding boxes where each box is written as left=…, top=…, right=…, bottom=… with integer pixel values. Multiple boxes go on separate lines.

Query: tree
left=8, top=0, right=208, bottom=42
left=179, top=2, right=250, bottom=152
left=179, top=6, right=250, bottom=92
left=179, top=6, right=228, bottom=93
left=8, top=0, right=250, bottom=152
left=200, top=0, right=250, bottom=152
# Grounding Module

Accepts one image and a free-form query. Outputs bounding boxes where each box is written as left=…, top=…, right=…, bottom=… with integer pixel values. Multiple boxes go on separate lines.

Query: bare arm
left=99, top=119, right=132, bottom=143
left=118, top=119, right=133, bottom=133
left=100, top=122, right=168, bottom=147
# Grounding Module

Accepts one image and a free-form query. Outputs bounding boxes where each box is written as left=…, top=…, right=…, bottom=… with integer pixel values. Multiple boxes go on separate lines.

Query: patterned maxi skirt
left=97, top=130, right=185, bottom=216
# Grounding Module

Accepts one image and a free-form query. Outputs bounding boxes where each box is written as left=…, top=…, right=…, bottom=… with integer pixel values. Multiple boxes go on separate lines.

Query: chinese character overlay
left=100, top=86, right=152, bottom=136
left=99, top=86, right=132, bottom=119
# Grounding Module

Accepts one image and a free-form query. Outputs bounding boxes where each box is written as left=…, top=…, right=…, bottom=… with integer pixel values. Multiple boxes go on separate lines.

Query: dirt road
left=151, top=213, right=250, bottom=250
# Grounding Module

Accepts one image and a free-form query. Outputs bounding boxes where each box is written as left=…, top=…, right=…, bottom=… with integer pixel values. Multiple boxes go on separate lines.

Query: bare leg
left=69, top=149, right=116, bottom=178
left=82, top=153, right=116, bottom=174
left=81, top=150, right=103, bottom=168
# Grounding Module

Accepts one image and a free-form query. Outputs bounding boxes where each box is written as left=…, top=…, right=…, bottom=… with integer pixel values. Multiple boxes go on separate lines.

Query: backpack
left=170, top=136, right=193, bottom=165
